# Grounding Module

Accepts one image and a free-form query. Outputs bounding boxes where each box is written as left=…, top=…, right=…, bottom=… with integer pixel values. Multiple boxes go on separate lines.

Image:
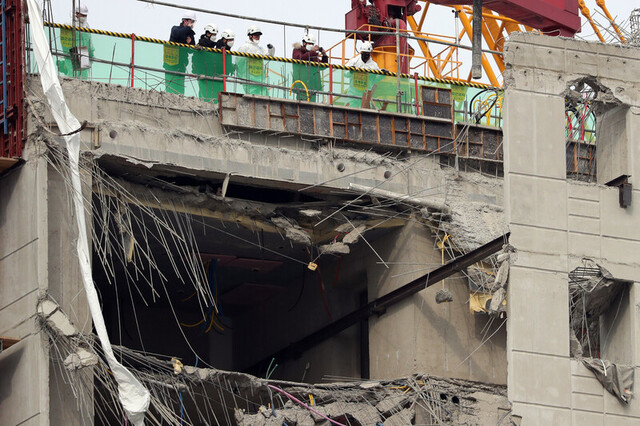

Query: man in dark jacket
left=193, top=24, right=227, bottom=102
left=163, top=12, right=196, bottom=95
left=291, top=33, right=328, bottom=102
left=197, top=24, right=218, bottom=48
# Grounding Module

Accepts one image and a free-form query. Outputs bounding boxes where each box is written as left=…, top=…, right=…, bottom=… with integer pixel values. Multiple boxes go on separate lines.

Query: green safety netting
left=39, top=26, right=507, bottom=127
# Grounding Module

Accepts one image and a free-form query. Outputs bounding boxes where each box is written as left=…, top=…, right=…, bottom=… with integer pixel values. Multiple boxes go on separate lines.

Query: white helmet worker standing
left=74, top=3, right=89, bottom=27
left=302, top=33, right=316, bottom=45
left=237, top=24, right=275, bottom=56
left=215, top=29, right=235, bottom=50
left=198, top=23, right=219, bottom=47
left=204, top=24, right=219, bottom=38
left=345, top=41, right=380, bottom=70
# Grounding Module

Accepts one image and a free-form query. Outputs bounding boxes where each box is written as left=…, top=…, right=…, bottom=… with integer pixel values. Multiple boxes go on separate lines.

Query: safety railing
left=28, top=23, right=505, bottom=128
left=324, top=23, right=465, bottom=82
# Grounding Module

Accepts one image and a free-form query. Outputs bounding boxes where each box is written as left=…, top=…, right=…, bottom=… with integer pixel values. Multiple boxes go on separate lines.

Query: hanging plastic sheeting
left=25, top=0, right=150, bottom=423
left=582, top=358, right=634, bottom=404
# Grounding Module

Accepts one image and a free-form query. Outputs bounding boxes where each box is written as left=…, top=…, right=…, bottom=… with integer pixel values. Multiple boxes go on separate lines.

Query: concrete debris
left=383, top=408, right=414, bottom=426
left=569, top=261, right=631, bottom=357
left=349, top=183, right=450, bottom=213
left=489, top=288, right=506, bottom=312
left=334, top=221, right=365, bottom=234
left=37, top=299, right=78, bottom=337
left=466, top=265, right=495, bottom=291
left=486, top=245, right=516, bottom=315
left=319, top=242, right=351, bottom=255
left=64, top=348, right=99, bottom=370
left=375, top=394, right=409, bottom=414
left=435, top=288, right=454, bottom=304
left=343, top=224, right=367, bottom=245
left=271, top=216, right=312, bottom=245
left=359, top=381, right=381, bottom=389
left=236, top=406, right=315, bottom=426
left=300, top=209, right=322, bottom=217
left=314, top=401, right=381, bottom=425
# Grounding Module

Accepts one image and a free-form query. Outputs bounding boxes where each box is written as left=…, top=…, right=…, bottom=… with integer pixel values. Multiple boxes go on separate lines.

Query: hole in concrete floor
left=439, top=393, right=447, bottom=401
left=109, top=130, right=117, bottom=139
left=452, top=396, right=460, bottom=404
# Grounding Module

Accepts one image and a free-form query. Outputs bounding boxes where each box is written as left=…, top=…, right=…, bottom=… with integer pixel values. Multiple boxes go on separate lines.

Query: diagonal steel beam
left=245, top=232, right=510, bottom=374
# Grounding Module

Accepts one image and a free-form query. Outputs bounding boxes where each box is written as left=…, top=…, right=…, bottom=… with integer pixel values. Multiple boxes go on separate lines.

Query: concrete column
left=366, top=221, right=507, bottom=384
left=0, top=149, right=50, bottom=425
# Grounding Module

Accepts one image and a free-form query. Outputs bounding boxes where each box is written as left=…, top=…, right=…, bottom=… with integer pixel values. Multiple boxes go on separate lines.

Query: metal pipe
left=222, top=48, right=227, bottom=92
left=414, top=72, right=420, bottom=115
left=472, top=0, right=483, bottom=79
left=395, top=19, right=402, bottom=112
left=130, top=33, right=135, bottom=88
left=136, top=0, right=503, bottom=56
left=329, top=63, right=333, bottom=105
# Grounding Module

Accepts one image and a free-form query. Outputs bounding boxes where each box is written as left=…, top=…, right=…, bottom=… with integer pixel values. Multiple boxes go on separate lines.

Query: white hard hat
left=247, top=25, right=262, bottom=36
left=182, top=11, right=197, bottom=21
left=220, top=29, right=235, bottom=40
left=75, top=4, right=88, bottom=15
left=302, top=33, right=316, bottom=45
left=204, top=24, right=218, bottom=35
left=360, top=41, right=374, bottom=53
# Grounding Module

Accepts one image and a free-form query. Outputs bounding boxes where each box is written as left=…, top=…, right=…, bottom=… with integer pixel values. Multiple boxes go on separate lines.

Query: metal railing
left=27, top=23, right=507, bottom=128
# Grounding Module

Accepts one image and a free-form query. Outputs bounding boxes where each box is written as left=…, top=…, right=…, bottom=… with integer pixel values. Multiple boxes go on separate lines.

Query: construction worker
left=164, top=12, right=197, bottom=95
left=215, top=29, right=235, bottom=50
left=291, top=33, right=328, bottom=102
left=193, top=28, right=236, bottom=103
left=197, top=24, right=218, bottom=48
left=236, top=25, right=275, bottom=96
left=57, top=3, right=94, bottom=79
left=343, top=42, right=383, bottom=108
left=345, top=41, right=380, bottom=70
left=192, top=24, right=219, bottom=101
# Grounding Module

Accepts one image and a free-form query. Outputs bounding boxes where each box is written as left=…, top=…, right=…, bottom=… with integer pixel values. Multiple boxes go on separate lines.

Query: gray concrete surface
left=504, top=32, right=640, bottom=425
left=0, top=147, right=50, bottom=426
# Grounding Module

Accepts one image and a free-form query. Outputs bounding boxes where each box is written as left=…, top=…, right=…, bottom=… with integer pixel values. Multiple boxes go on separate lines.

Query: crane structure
left=344, top=0, right=627, bottom=87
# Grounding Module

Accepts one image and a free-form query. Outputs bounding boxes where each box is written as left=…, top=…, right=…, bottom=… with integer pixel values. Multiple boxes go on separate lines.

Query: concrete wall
left=504, top=33, right=640, bottom=424
left=0, top=148, right=50, bottom=425
left=367, top=222, right=507, bottom=384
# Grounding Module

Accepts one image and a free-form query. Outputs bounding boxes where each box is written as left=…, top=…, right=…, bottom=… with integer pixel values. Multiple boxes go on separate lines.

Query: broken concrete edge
left=38, top=296, right=512, bottom=423
left=37, top=297, right=79, bottom=337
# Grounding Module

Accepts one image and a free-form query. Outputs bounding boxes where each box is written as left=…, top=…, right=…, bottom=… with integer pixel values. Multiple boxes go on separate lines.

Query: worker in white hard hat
left=74, top=3, right=89, bottom=27
left=164, top=11, right=197, bottom=95
left=340, top=41, right=383, bottom=108
left=291, top=32, right=328, bottom=102
left=235, top=25, right=276, bottom=96
left=345, top=41, right=380, bottom=70
left=197, top=24, right=218, bottom=48
left=215, top=29, right=235, bottom=50
left=57, top=3, right=94, bottom=79
left=237, top=25, right=275, bottom=56
left=193, top=25, right=234, bottom=102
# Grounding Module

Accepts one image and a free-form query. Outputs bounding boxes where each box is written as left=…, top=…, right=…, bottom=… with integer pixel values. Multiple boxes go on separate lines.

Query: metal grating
left=219, top=92, right=455, bottom=153
left=421, top=86, right=453, bottom=121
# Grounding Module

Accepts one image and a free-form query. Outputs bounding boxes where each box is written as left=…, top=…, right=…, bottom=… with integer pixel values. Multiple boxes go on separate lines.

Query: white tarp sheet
left=26, top=0, right=150, bottom=423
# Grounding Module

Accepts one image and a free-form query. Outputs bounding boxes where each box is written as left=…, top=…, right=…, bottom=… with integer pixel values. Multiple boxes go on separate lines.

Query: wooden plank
left=0, top=158, right=19, bottom=173
left=0, top=336, right=20, bottom=352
